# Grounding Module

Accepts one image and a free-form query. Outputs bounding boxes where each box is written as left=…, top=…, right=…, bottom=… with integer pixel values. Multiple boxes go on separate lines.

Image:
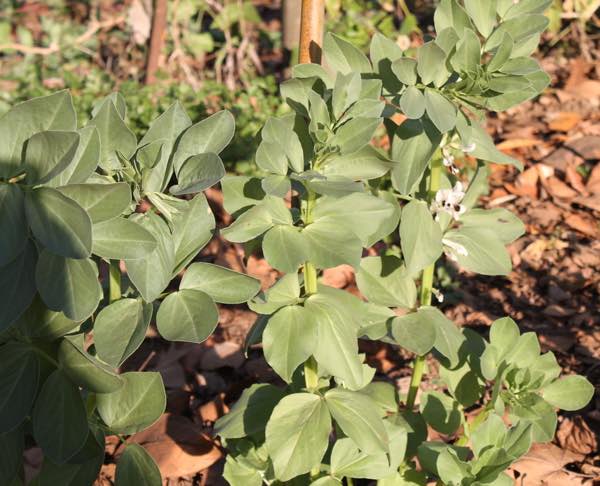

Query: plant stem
left=302, top=187, right=320, bottom=392
left=405, top=157, right=443, bottom=410
left=109, top=260, right=121, bottom=304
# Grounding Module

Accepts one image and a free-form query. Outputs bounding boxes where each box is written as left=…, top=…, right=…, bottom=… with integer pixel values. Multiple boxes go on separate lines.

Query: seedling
left=216, top=1, right=594, bottom=485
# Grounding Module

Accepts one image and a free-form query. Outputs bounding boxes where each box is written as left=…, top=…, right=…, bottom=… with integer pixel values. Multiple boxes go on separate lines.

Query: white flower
left=432, top=182, right=467, bottom=221
left=442, top=237, right=469, bottom=262
left=443, top=154, right=455, bottom=167
left=432, top=288, right=445, bottom=303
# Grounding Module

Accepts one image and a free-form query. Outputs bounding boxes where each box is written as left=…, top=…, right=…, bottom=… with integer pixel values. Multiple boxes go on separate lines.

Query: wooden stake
left=145, top=0, right=168, bottom=85
left=298, top=0, right=325, bottom=64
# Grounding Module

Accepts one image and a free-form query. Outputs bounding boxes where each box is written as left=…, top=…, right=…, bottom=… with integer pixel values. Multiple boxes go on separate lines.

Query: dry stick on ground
left=0, top=15, right=125, bottom=56
left=146, top=0, right=169, bottom=85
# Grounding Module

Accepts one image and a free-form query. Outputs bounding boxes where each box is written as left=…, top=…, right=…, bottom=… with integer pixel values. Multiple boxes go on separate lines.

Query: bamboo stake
left=298, top=0, right=325, bottom=64
left=146, top=0, right=168, bottom=85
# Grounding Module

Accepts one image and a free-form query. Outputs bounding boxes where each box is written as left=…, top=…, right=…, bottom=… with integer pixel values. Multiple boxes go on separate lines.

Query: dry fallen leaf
left=543, top=176, right=579, bottom=200
left=565, top=213, right=600, bottom=238
left=510, top=443, right=586, bottom=486
left=548, top=112, right=582, bottom=132
left=557, top=416, right=598, bottom=456
left=127, top=414, right=222, bottom=479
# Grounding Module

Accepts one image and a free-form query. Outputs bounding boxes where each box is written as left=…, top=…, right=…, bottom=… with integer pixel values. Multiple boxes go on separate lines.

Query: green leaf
left=92, top=218, right=157, bottom=260
left=504, top=0, right=553, bottom=18
left=417, top=42, right=450, bottom=87
left=444, top=227, right=512, bottom=276
left=370, top=32, right=404, bottom=72
left=416, top=306, right=464, bottom=368
left=305, top=294, right=365, bottom=390
left=436, top=27, right=460, bottom=55
left=262, top=174, right=291, bottom=197
left=322, top=145, right=394, bottom=181
left=460, top=208, right=524, bottom=244
left=221, top=176, right=265, bottom=214
left=0, top=184, right=27, bottom=266
left=400, top=87, right=425, bottom=119
left=325, top=388, right=389, bottom=454
left=303, top=217, right=362, bottom=269
left=419, top=391, right=462, bottom=435
left=418, top=442, right=470, bottom=479
left=261, top=117, right=305, bottom=173
left=0, top=342, right=39, bottom=432
left=115, top=444, right=162, bottom=486
left=391, top=119, right=442, bottom=194
left=172, top=194, right=215, bottom=274
left=180, top=263, right=260, bottom=304
left=57, top=338, right=123, bottom=393
left=36, top=251, right=101, bottom=321
left=0, top=91, right=76, bottom=178
left=96, top=372, right=165, bottom=435
left=487, top=34, right=514, bottom=72
left=0, top=241, right=37, bottom=331
left=265, top=393, right=331, bottom=481
left=140, top=102, right=193, bottom=193
left=486, top=15, right=549, bottom=51
left=223, top=455, right=263, bottom=486
left=332, top=72, right=362, bottom=119
left=23, top=131, right=79, bottom=185
left=456, top=117, right=523, bottom=170
left=424, top=89, right=457, bottom=133
left=263, top=305, right=317, bottom=382
left=503, top=422, right=533, bottom=460
left=314, top=192, right=399, bottom=247
left=391, top=58, right=418, bottom=85
left=541, top=376, right=594, bottom=412
left=25, top=187, right=92, bottom=259
left=171, top=152, right=225, bottom=195
left=221, top=203, right=275, bottom=243
left=256, top=141, right=288, bottom=175
left=94, top=299, right=152, bottom=368
left=88, top=100, right=137, bottom=171
left=436, top=447, right=470, bottom=484
left=125, top=213, right=175, bottom=302
left=262, top=225, right=308, bottom=273
left=57, top=183, right=131, bottom=223
left=464, top=0, right=497, bottom=37
left=471, top=414, right=507, bottom=457
left=0, top=426, right=24, bottom=483
left=434, top=0, right=473, bottom=36
left=330, top=438, right=390, bottom=479
left=489, top=317, right=520, bottom=357
left=451, top=28, right=481, bottom=74
left=172, top=110, right=234, bottom=173
left=400, top=200, right=443, bottom=274
left=356, top=256, right=417, bottom=308
left=332, top=117, right=382, bottom=156
left=49, top=126, right=100, bottom=186
left=156, top=289, right=218, bottom=343
left=215, top=383, right=286, bottom=440
left=15, top=296, right=81, bottom=339
left=249, top=274, right=301, bottom=315
left=510, top=393, right=557, bottom=443
left=323, top=33, right=372, bottom=74
left=33, top=370, right=89, bottom=463
left=391, top=311, right=437, bottom=355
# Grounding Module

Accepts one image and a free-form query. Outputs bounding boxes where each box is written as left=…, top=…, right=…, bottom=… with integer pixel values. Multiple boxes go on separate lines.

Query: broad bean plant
left=0, top=91, right=261, bottom=484
left=215, top=1, right=594, bottom=485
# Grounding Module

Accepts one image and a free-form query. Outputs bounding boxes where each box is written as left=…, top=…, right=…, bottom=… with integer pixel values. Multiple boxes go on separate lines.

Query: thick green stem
left=405, top=158, right=443, bottom=409
left=302, top=187, right=320, bottom=392
left=109, top=261, right=122, bottom=303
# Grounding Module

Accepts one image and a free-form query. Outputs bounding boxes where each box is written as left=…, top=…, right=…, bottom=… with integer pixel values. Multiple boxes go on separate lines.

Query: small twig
left=0, top=15, right=125, bottom=56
